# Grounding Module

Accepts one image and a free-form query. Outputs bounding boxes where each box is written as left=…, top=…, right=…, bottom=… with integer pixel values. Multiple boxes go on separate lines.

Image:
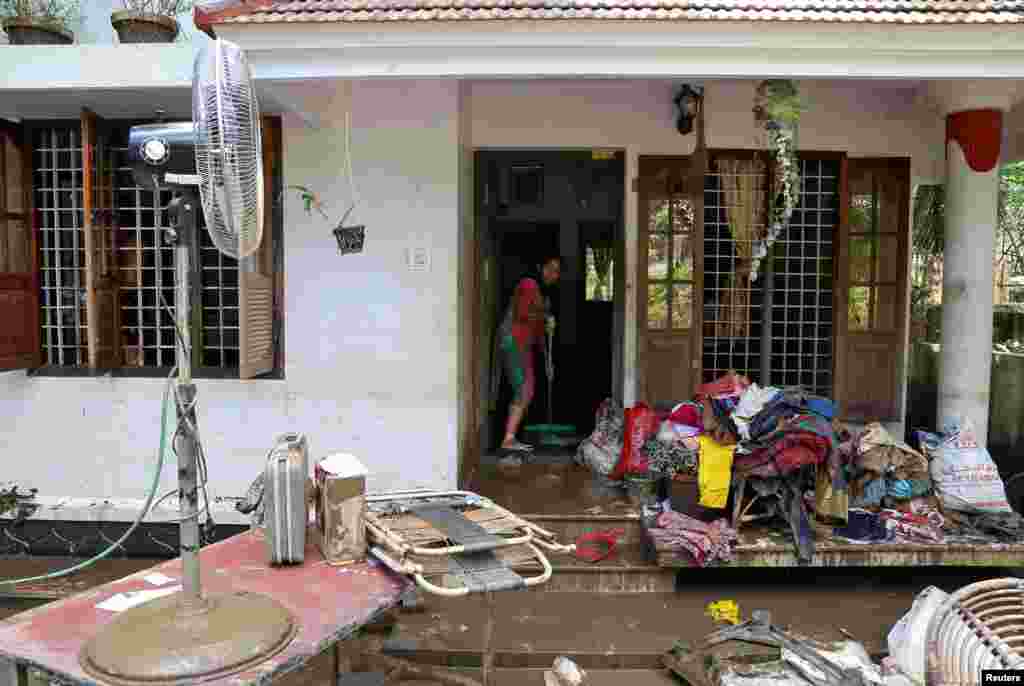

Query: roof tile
left=214, top=0, right=1024, bottom=23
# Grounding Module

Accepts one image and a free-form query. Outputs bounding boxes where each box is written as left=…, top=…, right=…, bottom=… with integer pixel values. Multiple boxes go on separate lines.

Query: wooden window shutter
left=238, top=116, right=279, bottom=379
left=0, top=122, right=41, bottom=370
left=81, top=109, right=121, bottom=369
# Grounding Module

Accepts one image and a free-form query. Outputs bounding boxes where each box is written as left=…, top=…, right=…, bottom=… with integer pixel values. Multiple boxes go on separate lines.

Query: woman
left=495, top=254, right=562, bottom=453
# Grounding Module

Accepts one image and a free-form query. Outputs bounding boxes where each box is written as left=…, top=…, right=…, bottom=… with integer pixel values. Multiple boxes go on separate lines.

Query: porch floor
left=470, top=458, right=1024, bottom=569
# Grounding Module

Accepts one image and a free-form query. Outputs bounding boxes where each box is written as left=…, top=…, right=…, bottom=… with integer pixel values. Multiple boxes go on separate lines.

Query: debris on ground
left=544, top=656, right=587, bottom=686
left=663, top=609, right=883, bottom=686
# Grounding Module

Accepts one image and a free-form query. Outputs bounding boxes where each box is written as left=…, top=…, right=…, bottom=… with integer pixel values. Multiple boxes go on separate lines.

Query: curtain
left=715, top=157, right=767, bottom=338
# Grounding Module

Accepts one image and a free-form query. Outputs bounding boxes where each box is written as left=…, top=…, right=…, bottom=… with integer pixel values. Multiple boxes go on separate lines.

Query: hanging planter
left=750, top=79, right=805, bottom=281
left=110, top=9, right=179, bottom=43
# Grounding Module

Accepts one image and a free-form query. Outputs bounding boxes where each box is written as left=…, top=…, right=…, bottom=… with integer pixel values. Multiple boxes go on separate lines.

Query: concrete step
left=515, top=513, right=675, bottom=592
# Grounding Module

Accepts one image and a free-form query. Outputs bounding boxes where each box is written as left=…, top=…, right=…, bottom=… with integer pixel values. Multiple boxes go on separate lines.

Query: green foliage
left=0, top=0, right=79, bottom=31
left=754, top=80, right=805, bottom=128
left=912, top=163, right=1024, bottom=296
left=117, top=0, right=192, bottom=18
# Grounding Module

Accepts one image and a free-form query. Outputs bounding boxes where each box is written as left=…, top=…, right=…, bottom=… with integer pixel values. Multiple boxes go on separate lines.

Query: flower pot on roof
left=1, top=0, right=78, bottom=44
left=111, top=0, right=187, bottom=43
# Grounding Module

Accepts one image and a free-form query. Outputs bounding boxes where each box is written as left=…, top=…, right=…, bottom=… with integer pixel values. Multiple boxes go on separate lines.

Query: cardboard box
left=313, top=453, right=368, bottom=566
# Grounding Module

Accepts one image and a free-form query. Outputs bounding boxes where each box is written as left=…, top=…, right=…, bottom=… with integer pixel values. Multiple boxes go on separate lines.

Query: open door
left=82, top=109, right=121, bottom=369
left=836, top=157, right=910, bottom=422
left=0, top=122, right=40, bottom=370
left=637, top=157, right=702, bottom=406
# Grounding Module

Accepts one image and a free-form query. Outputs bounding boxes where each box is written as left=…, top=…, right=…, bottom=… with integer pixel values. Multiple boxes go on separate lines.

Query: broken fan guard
left=925, top=577, right=1024, bottom=685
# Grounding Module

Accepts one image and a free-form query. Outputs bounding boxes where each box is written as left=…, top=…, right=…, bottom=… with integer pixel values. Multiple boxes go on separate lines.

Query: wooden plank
left=0, top=532, right=411, bottom=686
left=651, top=524, right=1024, bottom=568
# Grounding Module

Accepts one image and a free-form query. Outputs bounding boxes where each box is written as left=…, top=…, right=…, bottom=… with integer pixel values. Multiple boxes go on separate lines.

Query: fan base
left=80, top=591, right=297, bottom=686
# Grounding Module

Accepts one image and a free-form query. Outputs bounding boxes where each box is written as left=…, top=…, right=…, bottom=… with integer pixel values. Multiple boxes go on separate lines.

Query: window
left=646, top=194, right=695, bottom=330
left=701, top=155, right=838, bottom=396
left=17, top=114, right=283, bottom=378
left=583, top=221, right=616, bottom=303
left=585, top=246, right=614, bottom=302
left=848, top=165, right=901, bottom=332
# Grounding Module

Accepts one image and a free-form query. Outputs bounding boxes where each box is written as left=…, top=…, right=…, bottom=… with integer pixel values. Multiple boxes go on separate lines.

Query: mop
left=524, top=325, right=577, bottom=447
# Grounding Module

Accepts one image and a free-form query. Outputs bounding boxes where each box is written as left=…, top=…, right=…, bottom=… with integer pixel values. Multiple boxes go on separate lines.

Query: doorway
left=475, top=150, right=625, bottom=456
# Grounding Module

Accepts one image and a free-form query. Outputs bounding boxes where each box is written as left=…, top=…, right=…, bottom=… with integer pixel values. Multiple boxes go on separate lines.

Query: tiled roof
left=210, top=0, right=1024, bottom=24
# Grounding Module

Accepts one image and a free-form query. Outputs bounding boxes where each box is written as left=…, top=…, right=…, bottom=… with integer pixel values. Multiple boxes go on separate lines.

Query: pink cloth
left=648, top=510, right=738, bottom=567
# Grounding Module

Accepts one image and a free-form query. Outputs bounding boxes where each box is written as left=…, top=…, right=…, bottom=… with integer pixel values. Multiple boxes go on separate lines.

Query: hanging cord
left=340, top=106, right=360, bottom=226
left=0, top=365, right=174, bottom=589
left=159, top=292, right=216, bottom=541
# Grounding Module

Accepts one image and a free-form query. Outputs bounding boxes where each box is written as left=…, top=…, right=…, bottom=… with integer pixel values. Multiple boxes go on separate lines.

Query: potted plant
left=110, top=0, right=189, bottom=44
left=1, top=0, right=78, bottom=45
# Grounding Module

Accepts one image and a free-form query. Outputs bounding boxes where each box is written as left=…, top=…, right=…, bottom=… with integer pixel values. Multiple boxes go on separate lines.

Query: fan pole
left=169, top=191, right=203, bottom=607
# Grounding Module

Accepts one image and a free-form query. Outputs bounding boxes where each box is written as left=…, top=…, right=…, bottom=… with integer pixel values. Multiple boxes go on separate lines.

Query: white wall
left=0, top=78, right=462, bottom=518
left=468, top=79, right=943, bottom=177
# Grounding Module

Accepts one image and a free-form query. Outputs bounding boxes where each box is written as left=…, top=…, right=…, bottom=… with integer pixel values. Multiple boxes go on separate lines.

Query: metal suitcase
left=264, top=432, right=309, bottom=565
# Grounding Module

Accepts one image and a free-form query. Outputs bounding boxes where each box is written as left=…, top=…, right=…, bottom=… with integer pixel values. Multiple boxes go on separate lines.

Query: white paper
left=143, top=572, right=175, bottom=586
left=96, top=585, right=182, bottom=612
left=318, top=453, right=368, bottom=478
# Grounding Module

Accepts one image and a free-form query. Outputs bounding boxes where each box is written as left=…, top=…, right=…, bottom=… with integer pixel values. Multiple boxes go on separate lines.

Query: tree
left=911, top=161, right=1024, bottom=313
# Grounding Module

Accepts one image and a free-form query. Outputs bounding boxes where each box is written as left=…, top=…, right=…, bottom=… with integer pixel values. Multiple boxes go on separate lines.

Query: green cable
left=0, top=374, right=173, bottom=590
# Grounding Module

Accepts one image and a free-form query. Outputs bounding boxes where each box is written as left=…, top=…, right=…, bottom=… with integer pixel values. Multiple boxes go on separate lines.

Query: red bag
left=610, top=403, right=659, bottom=480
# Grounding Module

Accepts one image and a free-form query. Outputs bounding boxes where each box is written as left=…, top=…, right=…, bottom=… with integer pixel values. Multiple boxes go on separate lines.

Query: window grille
left=35, top=127, right=88, bottom=367
left=702, top=157, right=837, bottom=397
left=33, top=124, right=242, bottom=372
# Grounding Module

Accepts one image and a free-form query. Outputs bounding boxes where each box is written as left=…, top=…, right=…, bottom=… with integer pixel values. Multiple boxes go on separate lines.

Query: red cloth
left=510, top=277, right=544, bottom=347
left=695, top=372, right=750, bottom=401
left=667, top=403, right=704, bottom=430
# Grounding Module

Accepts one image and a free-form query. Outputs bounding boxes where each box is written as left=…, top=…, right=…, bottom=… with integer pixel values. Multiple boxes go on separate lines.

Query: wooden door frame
left=635, top=155, right=704, bottom=404
left=835, top=156, right=912, bottom=423
left=637, top=150, right=855, bottom=404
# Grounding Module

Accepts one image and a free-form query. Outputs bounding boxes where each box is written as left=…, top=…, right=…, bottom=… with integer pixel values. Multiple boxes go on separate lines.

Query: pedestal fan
left=78, top=39, right=299, bottom=685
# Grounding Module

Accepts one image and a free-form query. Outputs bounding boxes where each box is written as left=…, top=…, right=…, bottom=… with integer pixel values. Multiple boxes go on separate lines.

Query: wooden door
left=638, top=157, right=702, bottom=407
left=836, top=157, right=910, bottom=422
left=0, top=122, right=40, bottom=370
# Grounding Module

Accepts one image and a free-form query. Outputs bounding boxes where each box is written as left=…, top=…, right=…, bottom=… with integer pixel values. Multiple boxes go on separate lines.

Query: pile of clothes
left=845, top=424, right=931, bottom=510
left=577, top=371, right=1024, bottom=568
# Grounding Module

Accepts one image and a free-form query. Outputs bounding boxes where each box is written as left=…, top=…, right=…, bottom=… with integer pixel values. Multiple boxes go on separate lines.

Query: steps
left=515, top=513, right=676, bottom=593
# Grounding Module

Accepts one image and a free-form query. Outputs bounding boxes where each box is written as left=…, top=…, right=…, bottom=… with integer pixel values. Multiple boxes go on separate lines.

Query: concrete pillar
left=938, top=108, right=1003, bottom=445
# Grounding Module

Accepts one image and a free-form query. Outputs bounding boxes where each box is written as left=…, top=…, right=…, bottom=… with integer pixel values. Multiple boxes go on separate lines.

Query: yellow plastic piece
left=705, top=599, right=740, bottom=625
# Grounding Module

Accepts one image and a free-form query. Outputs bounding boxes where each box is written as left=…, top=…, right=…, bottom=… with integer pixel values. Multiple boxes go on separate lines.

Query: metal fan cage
left=193, top=39, right=264, bottom=259
left=925, top=577, right=1024, bottom=685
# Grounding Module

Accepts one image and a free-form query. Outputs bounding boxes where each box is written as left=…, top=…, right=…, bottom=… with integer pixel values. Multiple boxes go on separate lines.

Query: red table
left=0, top=531, right=411, bottom=685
